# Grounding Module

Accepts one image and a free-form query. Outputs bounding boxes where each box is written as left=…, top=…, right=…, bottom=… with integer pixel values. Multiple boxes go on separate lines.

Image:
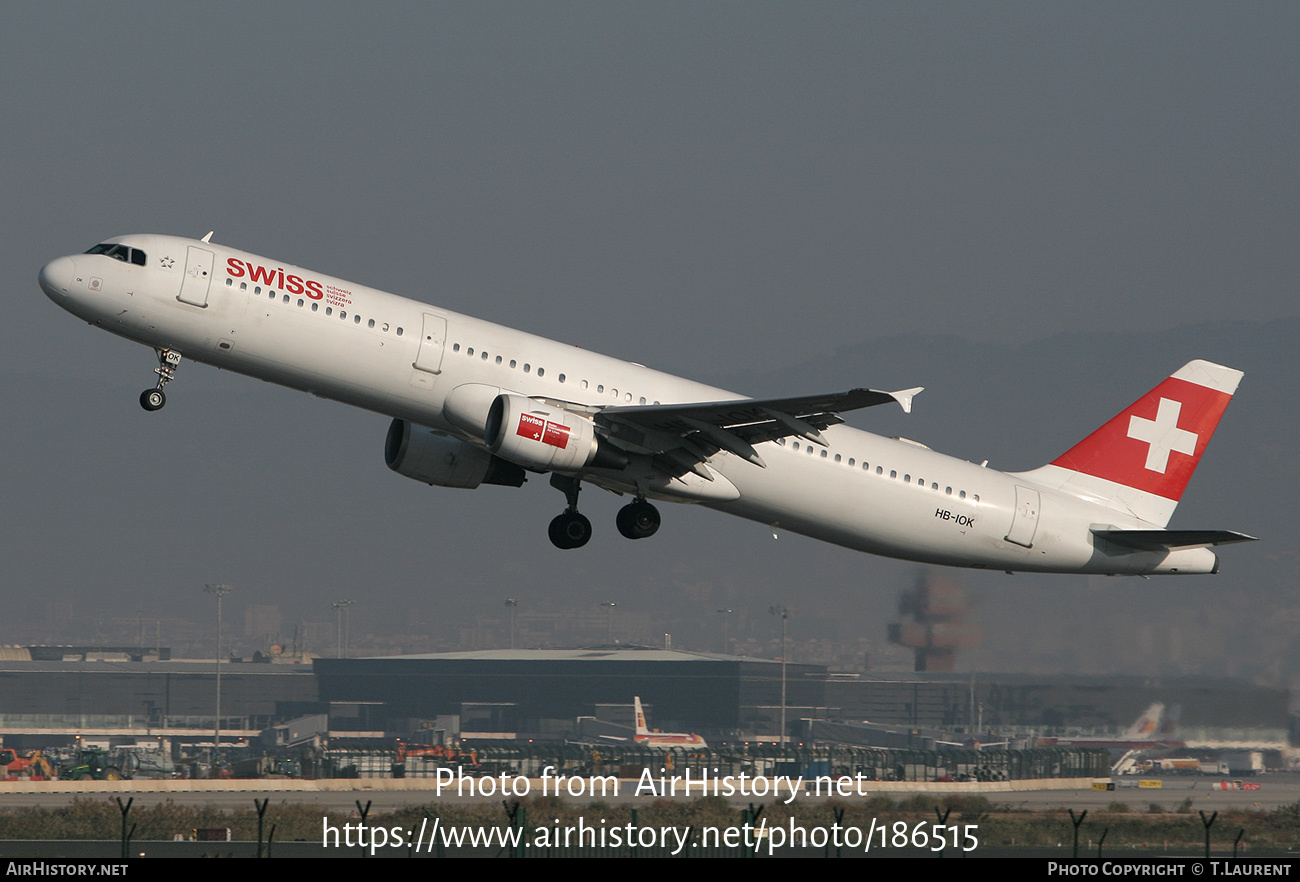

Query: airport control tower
left=887, top=572, right=981, bottom=672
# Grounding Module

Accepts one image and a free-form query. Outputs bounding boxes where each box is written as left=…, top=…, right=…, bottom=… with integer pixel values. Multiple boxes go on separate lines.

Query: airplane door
left=414, top=313, right=448, bottom=374
left=1004, top=485, right=1041, bottom=548
left=177, top=246, right=215, bottom=307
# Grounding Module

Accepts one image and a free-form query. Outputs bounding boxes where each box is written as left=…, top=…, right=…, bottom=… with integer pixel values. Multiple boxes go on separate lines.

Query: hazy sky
left=2, top=4, right=1296, bottom=671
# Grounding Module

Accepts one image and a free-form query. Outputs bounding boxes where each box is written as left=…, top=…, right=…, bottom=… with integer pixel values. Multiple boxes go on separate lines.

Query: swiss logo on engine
left=516, top=413, right=570, bottom=449
left=516, top=413, right=546, bottom=442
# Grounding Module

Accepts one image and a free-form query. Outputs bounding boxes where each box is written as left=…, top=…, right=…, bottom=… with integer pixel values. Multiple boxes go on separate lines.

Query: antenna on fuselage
left=200, top=231, right=214, bottom=243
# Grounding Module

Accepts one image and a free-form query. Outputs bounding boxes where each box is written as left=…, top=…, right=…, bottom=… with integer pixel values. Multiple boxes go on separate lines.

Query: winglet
left=890, top=387, right=924, bottom=414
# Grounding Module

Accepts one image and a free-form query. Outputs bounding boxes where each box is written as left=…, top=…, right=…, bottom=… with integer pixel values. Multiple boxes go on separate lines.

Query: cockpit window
left=85, top=243, right=146, bottom=266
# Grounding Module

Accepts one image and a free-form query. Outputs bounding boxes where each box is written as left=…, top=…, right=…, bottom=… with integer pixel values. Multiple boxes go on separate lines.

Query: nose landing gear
left=140, top=348, right=181, bottom=411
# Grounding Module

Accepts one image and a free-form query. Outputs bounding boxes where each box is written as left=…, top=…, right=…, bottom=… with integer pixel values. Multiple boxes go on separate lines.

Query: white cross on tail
left=1127, top=398, right=1198, bottom=473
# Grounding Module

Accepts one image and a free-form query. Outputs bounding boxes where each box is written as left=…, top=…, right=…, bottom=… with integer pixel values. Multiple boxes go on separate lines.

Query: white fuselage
left=39, top=234, right=1218, bottom=575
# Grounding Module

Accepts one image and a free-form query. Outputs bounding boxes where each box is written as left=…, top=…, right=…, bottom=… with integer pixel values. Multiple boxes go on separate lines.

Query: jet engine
left=485, top=394, right=628, bottom=472
left=384, top=420, right=525, bottom=488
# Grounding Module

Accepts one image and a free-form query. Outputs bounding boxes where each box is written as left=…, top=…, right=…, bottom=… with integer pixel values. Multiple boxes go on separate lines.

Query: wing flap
left=599, top=387, right=918, bottom=456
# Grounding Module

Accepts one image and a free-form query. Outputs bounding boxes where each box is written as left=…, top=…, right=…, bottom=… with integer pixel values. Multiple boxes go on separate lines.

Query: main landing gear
left=616, top=499, right=660, bottom=540
left=139, top=348, right=181, bottom=411
left=547, top=475, right=661, bottom=549
left=548, top=475, right=592, bottom=550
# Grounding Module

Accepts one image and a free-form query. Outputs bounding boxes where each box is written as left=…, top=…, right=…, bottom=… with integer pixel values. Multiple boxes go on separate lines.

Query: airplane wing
left=1091, top=529, right=1258, bottom=551
left=597, top=387, right=922, bottom=475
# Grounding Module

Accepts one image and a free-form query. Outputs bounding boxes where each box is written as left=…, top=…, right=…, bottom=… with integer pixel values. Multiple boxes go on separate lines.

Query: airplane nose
left=38, top=256, right=75, bottom=299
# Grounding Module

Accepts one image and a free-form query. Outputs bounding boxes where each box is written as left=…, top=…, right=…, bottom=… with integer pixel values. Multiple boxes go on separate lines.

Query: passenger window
left=820, top=450, right=828, bottom=458
left=368, top=319, right=375, bottom=328
left=524, top=364, right=531, bottom=373
left=639, top=397, right=646, bottom=405
left=340, top=311, right=347, bottom=319
left=396, top=327, right=403, bottom=335
left=326, top=307, right=333, bottom=315
left=298, top=299, right=304, bottom=307
left=932, top=482, right=938, bottom=491
left=537, top=368, right=545, bottom=377
left=467, top=347, right=473, bottom=356
left=283, top=295, right=290, bottom=303
left=355, top=315, right=362, bottom=324
left=945, top=487, right=952, bottom=495
left=875, top=466, right=882, bottom=475
left=312, top=303, right=319, bottom=312
left=890, top=470, right=897, bottom=479
left=510, top=360, right=517, bottom=368
left=225, top=278, right=232, bottom=287
left=793, top=442, right=800, bottom=452
left=581, top=380, right=589, bottom=389
left=496, top=356, right=502, bottom=364
left=834, top=454, right=841, bottom=463
left=848, top=458, right=854, bottom=466
left=904, top=474, right=911, bottom=482
left=597, top=385, right=604, bottom=393
left=481, top=351, right=488, bottom=360
left=240, top=282, right=247, bottom=291
left=453, top=344, right=460, bottom=352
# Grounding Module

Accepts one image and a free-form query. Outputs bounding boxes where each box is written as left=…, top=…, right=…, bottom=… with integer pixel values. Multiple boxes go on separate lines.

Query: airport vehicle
left=39, top=234, right=1254, bottom=573
left=633, top=696, right=708, bottom=749
left=0, top=749, right=54, bottom=779
left=59, top=749, right=123, bottom=781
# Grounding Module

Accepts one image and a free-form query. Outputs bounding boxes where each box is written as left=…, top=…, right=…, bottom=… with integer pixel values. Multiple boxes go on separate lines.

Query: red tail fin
left=1016, top=360, right=1242, bottom=527
left=1050, top=360, right=1240, bottom=502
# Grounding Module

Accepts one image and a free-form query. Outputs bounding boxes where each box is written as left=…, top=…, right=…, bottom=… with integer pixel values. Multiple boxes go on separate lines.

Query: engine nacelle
left=385, top=420, right=525, bottom=488
left=485, top=394, right=629, bottom=472
left=442, top=383, right=502, bottom=438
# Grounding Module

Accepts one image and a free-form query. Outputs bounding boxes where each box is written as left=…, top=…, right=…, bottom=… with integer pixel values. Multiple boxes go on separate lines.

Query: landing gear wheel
left=141, top=348, right=182, bottom=411
left=548, top=512, right=592, bottom=549
left=616, top=500, right=661, bottom=540
left=140, top=389, right=166, bottom=411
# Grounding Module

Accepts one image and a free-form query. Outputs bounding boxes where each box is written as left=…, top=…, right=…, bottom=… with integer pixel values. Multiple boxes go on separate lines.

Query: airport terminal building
left=0, top=645, right=1291, bottom=751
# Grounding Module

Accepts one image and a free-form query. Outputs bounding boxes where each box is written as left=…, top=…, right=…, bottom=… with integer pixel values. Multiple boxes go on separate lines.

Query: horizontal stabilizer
left=1091, top=529, right=1258, bottom=552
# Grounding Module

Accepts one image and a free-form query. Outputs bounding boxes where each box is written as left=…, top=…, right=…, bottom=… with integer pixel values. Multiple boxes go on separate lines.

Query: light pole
left=601, top=602, right=617, bottom=645
left=204, top=583, right=232, bottom=774
left=504, top=599, right=519, bottom=649
left=769, top=605, right=788, bottom=746
left=332, top=600, right=355, bottom=658
left=716, top=608, right=733, bottom=655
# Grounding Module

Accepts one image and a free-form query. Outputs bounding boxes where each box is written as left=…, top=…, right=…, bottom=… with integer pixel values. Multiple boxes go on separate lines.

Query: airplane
left=1035, top=703, right=1185, bottom=750
left=633, top=696, right=707, bottom=749
left=39, top=233, right=1255, bottom=573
